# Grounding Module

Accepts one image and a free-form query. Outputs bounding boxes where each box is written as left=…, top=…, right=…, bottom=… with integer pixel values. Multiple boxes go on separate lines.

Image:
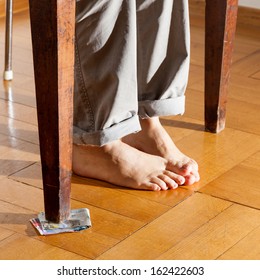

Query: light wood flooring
left=0, top=6, right=259, bottom=260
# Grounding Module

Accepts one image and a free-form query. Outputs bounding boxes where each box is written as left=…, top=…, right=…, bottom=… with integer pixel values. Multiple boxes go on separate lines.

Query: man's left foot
left=123, top=117, right=200, bottom=185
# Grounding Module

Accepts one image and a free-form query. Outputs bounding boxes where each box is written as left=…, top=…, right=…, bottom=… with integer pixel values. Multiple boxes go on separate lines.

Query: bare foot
left=72, top=140, right=185, bottom=191
left=122, top=117, right=200, bottom=185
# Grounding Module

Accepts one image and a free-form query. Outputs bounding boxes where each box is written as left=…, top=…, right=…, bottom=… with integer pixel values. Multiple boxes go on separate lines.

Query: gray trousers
left=73, top=0, right=190, bottom=146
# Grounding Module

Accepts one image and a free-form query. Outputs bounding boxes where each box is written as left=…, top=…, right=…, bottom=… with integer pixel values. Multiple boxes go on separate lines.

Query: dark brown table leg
left=205, top=0, right=238, bottom=133
left=29, top=0, right=75, bottom=223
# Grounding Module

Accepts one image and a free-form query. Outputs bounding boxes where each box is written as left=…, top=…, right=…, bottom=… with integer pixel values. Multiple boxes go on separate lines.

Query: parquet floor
left=0, top=5, right=259, bottom=260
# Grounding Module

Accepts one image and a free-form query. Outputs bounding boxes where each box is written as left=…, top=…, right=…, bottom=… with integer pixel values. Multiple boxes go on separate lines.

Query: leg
left=73, top=0, right=186, bottom=191
left=73, top=0, right=141, bottom=146
left=205, top=0, right=238, bottom=133
left=123, top=0, right=200, bottom=185
left=29, top=0, right=75, bottom=222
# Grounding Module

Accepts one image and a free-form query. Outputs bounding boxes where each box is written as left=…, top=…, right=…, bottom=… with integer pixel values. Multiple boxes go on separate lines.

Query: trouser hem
left=138, top=96, right=185, bottom=118
left=73, top=114, right=141, bottom=146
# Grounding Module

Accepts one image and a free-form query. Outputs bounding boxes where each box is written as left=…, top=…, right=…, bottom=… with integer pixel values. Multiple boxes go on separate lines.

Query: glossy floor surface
left=0, top=6, right=259, bottom=260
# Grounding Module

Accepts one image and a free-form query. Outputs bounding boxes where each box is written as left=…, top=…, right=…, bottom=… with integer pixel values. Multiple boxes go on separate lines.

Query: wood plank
left=0, top=177, right=44, bottom=212
left=232, top=36, right=260, bottom=61
left=0, top=226, right=15, bottom=241
left=186, top=79, right=260, bottom=136
left=0, top=133, right=39, bottom=176
left=0, top=233, right=89, bottom=260
left=236, top=6, right=260, bottom=28
left=0, top=177, right=145, bottom=240
left=0, top=115, right=38, bottom=144
left=218, top=226, right=260, bottom=260
left=9, top=161, right=42, bottom=188
left=0, top=0, right=29, bottom=18
left=185, top=88, right=204, bottom=121
left=33, top=201, right=144, bottom=259
left=251, top=70, right=260, bottom=80
left=188, top=64, right=204, bottom=87
left=174, top=128, right=260, bottom=190
left=190, top=41, right=204, bottom=67
left=225, top=98, right=260, bottom=135
left=0, top=74, right=36, bottom=108
left=0, top=99, right=37, bottom=125
left=200, top=152, right=260, bottom=209
left=120, top=186, right=193, bottom=207
left=0, top=188, right=146, bottom=259
left=158, top=204, right=260, bottom=259
left=97, top=194, right=232, bottom=260
left=71, top=176, right=171, bottom=223
left=185, top=86, right=260, bottom=135
left=229, top=74, right=260, bottom=104
left=232, top=51, right=260, bottom=77
left=161, top=115, right=202, bottom=142
left=0, top=200, right=40, bottom=236
left=0, top=194, right=144, bottom=243
left=37, top=231, right=118, bottom=260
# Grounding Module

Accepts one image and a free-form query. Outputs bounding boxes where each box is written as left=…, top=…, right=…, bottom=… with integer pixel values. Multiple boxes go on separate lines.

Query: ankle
left=140, top=116, right=161, bottom=130
left=101, top=139, right=124, bottom=154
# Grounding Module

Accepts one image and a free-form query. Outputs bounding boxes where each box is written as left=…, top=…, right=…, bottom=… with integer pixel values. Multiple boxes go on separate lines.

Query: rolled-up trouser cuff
left=73, top=114, right=141, bottom=146
left=138, top=95, right=185, bottom=118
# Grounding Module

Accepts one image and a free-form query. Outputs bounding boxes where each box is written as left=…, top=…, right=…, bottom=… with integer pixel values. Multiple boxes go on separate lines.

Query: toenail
left=177, top=177, right=185, bottom=185
left=171, top=182, right=178, bottom=189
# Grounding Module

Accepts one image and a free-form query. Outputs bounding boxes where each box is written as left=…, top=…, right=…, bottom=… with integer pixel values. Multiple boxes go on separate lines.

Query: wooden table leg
left=205, top=0, right=238, bottom=133
left=29, top=0, right=75, bottom=223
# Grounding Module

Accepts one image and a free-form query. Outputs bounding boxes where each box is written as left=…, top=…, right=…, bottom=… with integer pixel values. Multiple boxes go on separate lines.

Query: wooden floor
left=0, top=6, right=259, bottom=260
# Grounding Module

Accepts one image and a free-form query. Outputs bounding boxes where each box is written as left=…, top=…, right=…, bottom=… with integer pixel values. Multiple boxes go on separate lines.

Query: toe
left=158, top=174, right=178, bottom=189
left=181, top=159, right=198, bottom=174
left=167, top=162, right=191, bottom=177
left=168, top=158, right=199, bottom=178
left=184, top=174, right=197, bottom=185
left=193, top=171, right=200, bottom=182
left=147, top=183, right=161, bottom=191
left=164, top=170, right=185, bottom=186
left=151, top=177, right=168, bottom=190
